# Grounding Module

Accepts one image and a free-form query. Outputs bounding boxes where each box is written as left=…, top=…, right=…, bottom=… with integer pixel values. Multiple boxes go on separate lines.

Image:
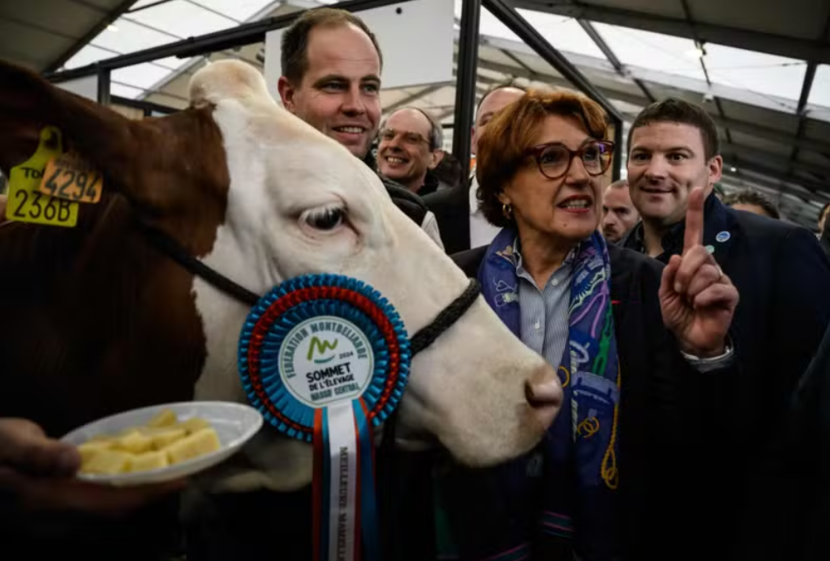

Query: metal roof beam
left=577, top=19, right=655, bottom=103
left=797, top=63, right=818, bottom=115
left=477, top=30, right=808, bottom=117
left=788, top=12, right=829, bottom=180
left=482, top=0, right=623, bottom=123
left=510, top=0, right=830, bottom=64
left=476, top=52, right=830, bottom=159
left=475, top=55, right=647, bottom=109
left=46, top=0, right=412, bottom=81
left=452, top=0, right=480, bottom=180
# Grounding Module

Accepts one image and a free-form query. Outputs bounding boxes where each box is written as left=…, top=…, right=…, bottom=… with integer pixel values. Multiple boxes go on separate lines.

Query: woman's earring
left=502, top=203, right=513, bottom=219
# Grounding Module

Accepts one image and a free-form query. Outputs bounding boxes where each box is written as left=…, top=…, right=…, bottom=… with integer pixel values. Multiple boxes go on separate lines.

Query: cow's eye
left=305, top=207, right=344, bottom=231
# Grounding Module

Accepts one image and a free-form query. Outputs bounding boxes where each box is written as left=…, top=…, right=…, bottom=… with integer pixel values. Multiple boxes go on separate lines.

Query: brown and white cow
left=0, top=59, right=561, bottom=494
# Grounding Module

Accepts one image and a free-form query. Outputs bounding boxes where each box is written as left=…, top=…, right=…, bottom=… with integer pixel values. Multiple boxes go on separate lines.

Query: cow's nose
left=525, top=364, right=563, bottom=429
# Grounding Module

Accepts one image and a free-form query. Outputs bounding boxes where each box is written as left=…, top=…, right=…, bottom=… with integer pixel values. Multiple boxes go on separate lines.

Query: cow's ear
left=0, top=60, right=167, bottom=211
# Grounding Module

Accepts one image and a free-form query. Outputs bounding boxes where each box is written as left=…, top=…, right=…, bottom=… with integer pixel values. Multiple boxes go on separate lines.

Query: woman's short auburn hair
left=476, top=89, right=609, bottom=228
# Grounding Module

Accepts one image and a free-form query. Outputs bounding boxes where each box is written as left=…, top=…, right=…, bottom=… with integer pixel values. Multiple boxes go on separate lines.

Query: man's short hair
left=628, top=97, right=720, bottom=160
left=281, top=8, right=383, bottom=85
left=722, top=189, right=780, bottom=219
left=382, top=107, right=443, bottom=150
left=821, top=203, right=830, bottom=226
left=476, top=79, right=528, bottom=114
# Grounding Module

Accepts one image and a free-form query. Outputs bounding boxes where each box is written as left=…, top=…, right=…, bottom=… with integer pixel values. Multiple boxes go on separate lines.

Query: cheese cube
left=163, top=428, right=221, bottom=465
left=128, top=451, right=169, bottom=472
left=149, top=428, right=186, bottom=450
left=178, top=417, right=210, bottom=434
left=113, top=430, right=153, bottom=454
left=146, top=409, right=178, bottom=428
left=81, top=450, right=132, bottom=475
left=77, top=441, right=112, bottom=463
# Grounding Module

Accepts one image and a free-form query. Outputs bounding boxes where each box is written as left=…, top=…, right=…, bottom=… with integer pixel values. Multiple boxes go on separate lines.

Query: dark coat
left=820, top=225, right=830, bottom=259
left=423, top=183, right=470, bottom=255
left=446, top=243, right=731, bottom=560
left=738, top=321, right=830, bottom=561
left=621, top=194, right=830, bottom=558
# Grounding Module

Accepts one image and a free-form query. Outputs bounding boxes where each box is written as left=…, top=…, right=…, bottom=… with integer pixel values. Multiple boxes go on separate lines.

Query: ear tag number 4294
left=5, top=126, right=79, bottom=227
left=39, top=153, right=103, bottom=204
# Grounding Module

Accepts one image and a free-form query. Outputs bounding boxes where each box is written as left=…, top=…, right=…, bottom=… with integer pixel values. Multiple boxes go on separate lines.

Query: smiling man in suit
left=621, top=97, right=830, bottom=560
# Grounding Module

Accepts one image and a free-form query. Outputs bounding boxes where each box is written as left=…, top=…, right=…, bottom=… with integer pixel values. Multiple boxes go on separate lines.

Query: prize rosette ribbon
left=238, top=274, right=411, bottom=561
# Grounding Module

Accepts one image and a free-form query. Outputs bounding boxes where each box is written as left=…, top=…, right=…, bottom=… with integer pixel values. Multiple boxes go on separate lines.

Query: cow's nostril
left=525, top=366, right=563, bottom=430
left=525, top=378, right=562, bottom=405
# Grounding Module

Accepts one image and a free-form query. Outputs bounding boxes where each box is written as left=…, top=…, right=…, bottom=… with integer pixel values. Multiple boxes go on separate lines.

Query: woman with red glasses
left=446, top=90, right=739, bottom=561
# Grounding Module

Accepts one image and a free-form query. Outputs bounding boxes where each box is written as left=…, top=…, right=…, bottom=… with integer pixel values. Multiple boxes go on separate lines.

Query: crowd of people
left=2, top=6, right=830, bottom=561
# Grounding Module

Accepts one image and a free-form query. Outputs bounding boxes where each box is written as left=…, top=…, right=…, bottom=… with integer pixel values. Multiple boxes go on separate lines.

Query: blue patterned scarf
left=478, top=227, right=621, bottom=560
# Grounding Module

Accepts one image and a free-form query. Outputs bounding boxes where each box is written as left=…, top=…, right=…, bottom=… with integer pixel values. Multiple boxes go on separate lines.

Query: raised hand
left=659, top=187, right=739, bottom=357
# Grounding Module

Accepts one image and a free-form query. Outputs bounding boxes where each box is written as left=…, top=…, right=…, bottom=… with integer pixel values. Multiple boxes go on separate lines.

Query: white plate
left=61, top=401, right=263, bottom=487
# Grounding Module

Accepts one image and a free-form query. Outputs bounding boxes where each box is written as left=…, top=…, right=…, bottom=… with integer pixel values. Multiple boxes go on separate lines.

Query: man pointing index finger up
left=659, top=187, right=737, bottom=357
left=623, top=97, right=830, bottom=560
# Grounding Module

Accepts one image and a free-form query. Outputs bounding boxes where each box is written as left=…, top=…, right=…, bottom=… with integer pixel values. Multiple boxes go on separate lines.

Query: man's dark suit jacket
left=423, top=184, right=470, bottom=254
left=621, top=193, right=830, bottom=559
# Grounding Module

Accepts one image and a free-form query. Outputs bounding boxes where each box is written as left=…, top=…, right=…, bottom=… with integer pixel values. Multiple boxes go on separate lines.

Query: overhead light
left=107, top=23, right=119, bottom=32
left=730, top=167, right=738, bottom=173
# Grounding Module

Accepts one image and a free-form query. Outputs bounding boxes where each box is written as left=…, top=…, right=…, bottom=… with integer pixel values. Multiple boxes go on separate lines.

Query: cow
left=0, top=59, right=561, bottom=556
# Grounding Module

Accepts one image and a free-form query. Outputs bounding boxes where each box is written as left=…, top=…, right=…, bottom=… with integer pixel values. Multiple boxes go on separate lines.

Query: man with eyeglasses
left=276, top=7, right=443, bottom=248
left=377, top=107, right=445, bottom=196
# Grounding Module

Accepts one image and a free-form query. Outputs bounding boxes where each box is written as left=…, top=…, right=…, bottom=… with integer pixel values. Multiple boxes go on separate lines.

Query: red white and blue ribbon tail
left=313, top=400, right=379, bottom=561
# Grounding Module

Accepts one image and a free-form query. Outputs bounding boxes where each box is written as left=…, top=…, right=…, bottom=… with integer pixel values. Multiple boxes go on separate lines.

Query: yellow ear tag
left=39, top=152, right=103, bottom=204
left=6, top=126, right=79, bottom=227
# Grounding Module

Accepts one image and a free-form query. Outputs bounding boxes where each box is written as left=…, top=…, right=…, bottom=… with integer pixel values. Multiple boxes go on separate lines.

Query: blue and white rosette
left=238, top=274, right=411, bottom=561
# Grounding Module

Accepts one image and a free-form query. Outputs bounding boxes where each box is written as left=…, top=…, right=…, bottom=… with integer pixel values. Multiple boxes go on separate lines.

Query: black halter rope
left=140, top=224, right=481, bottom=355
left=142, top=223, right=480, bottom=557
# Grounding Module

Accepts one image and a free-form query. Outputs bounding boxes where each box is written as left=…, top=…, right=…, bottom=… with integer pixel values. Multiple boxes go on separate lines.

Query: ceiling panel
left=685, top=0, right=828, bottom=41
left=125, top=1, right=236, bottom=38
left=112, top=62, right=175, bottom=90
left=797, top=150, right=830, bottom=168
left=0, top=0, right=103, bottom=38
left=803, top=117, right=830, bottom=143
left=718, top=99, right=799, bottom=134
left=517, top=9, right=606, bottom=60
left=510, top=51, right=566, bottom=80
left=572, top=0, right=685, bottom=18
left=478, top=44, right=525, bottom=69
left=729, top=130, right=793, bottom=158
left=0, top=18, right=74, bottom=69
left=188, top=0, right=275, bottom=22
left=808, top=64, right=830, bottom=109
left=703, top=43, right=807, bottom=102
left=88, top=17, right=175, bottom=53
left=592, top=22, right=706, bottom=82
left=62, top=43, right=117, bottom=69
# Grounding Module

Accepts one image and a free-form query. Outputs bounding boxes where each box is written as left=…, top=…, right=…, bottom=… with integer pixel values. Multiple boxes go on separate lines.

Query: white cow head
left=0, top=59, right=562, bottom=493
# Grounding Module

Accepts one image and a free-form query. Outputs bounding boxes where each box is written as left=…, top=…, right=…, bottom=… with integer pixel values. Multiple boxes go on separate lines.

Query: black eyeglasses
left=526, top=141, right=615, bottom=180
